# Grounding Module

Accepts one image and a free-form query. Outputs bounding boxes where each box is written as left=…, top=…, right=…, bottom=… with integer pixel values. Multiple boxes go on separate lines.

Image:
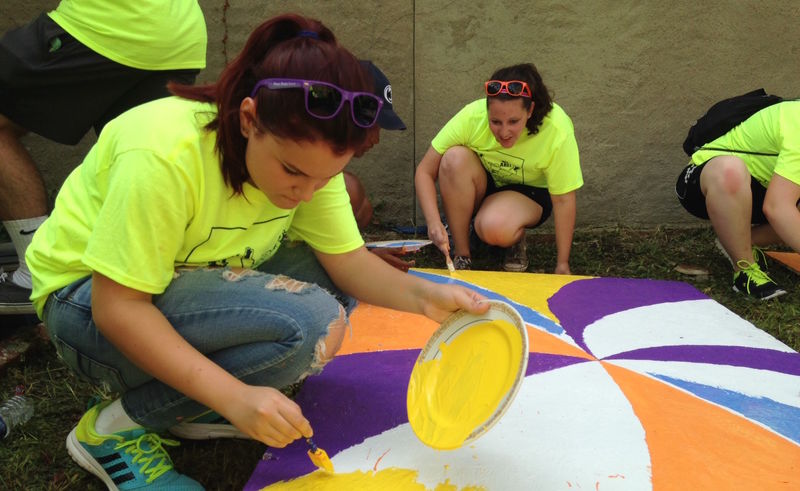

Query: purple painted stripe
left=548, top=277, right=708, bottom=354
left=605, top=345, right=800, bottom=376
left=245, top=350, right=417, bottom=489
left=526, top=352, right=591, bottom=376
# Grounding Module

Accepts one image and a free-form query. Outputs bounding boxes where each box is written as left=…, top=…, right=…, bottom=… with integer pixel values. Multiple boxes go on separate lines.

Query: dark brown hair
left=170, top=13, right=371, bottom=194
left=486, top=63, right=553, bottom=135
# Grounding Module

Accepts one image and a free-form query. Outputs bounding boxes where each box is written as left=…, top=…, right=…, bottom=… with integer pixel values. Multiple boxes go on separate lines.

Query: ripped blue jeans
left=42, top=242, right=355, bottom=430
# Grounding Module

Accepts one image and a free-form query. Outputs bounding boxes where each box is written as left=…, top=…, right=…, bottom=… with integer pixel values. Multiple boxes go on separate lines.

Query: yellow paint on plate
left=261, top=468, right=485, bottom=490
left=406, top=319, right=523, bottom=449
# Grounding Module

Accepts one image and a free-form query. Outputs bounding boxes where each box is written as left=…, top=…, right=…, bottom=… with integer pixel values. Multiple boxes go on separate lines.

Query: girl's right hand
left=428, top=221, right=450, bottom=256
left=227, top=385, right=312, bottom=448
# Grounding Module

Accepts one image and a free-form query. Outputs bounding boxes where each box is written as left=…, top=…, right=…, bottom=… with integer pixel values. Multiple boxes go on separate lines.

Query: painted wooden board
left=766, top=250, right=800, bottom=275
left=245, top=269, right=800, bottom=491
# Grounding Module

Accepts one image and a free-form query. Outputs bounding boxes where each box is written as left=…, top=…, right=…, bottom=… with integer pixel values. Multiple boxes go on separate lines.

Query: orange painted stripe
left=603, top=362, right=800, bottom=489
left=341, top=303, right=596, bottom=362
left=339, top=304, right=437, bottom=355
left=527, top=327, right=595, bottom=360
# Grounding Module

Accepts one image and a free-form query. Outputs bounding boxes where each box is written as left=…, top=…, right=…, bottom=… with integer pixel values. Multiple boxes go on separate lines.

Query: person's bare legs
left=0, top=115, right=47, bottom=220
left=437, top=147, right=487, bottom=258
left=474, top=191, right=542, bottom=247
left=342, top=171, right=373, bottom=230
left=0, top=114, right=49, bottom=293
left=475, top=191, right=542, bottom=272
left=700, top=155, right=755, bottom=271
left=751, top=223, right=783, bottom=248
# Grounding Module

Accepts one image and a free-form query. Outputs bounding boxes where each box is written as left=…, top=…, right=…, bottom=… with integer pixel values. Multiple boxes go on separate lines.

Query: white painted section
left=331, top=362, right=653, bottom=490
left=584, top=299, right=794, bottom=359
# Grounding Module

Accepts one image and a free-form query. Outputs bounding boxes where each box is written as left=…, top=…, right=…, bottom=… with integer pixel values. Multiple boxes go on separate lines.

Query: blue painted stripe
left=409, top=270, right=564, bottom=334
left=652, top=373, right=800, bottom=445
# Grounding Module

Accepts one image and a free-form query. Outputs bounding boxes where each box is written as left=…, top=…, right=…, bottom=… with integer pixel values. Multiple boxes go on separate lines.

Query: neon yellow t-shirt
left=48, top=0, right=206, bottom=70
left=431, top=99, right=583, bottom=194
left=26, top=97, right=363, bottom=316
left=691, top=101, right=800, bottom=187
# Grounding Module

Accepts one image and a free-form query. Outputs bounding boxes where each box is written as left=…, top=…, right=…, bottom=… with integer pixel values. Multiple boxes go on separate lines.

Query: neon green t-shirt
left=26, top=97, right=363, bottom=316
left=48, top=0, right=206, bottom=70
left=691, top=101, right=800, bottom=187
left=431, top=99, right=583, bottom=194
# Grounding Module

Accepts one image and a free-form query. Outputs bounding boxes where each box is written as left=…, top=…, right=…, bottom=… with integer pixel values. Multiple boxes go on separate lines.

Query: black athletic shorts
left=675, top=161, right=769, bottom=224
left=0, top=13, right=200, bottom=144
left=484, top=167, right=553, bottom=228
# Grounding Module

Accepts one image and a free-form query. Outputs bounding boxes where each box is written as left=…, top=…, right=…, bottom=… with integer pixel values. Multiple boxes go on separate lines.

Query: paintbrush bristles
left=446, top=255, right=455, bottom=273
left=306, top=438, right=335, bottom=473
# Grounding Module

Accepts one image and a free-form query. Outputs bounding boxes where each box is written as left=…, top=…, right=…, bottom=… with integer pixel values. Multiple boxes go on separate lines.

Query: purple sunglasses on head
left=250, top=78, right=384, bottom=128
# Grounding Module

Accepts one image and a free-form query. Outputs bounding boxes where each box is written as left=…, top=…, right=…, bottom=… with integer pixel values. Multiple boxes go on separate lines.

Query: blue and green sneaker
left=66, top=402, right=203, bottom=490
left=168, top=410, right=248, bottom=440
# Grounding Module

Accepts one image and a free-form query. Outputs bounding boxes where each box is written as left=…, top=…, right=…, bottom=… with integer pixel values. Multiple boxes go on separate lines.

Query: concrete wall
left=2, top=1, right=798, bottom=230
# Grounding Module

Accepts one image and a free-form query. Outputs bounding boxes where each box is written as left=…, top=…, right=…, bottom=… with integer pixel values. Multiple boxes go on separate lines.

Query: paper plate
left=365, top=239, right=432, bottom=252
left=406, top=300, right=529, bottom=450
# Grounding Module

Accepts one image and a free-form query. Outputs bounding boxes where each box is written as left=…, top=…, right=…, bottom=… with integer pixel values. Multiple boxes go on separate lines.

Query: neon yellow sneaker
left=66, top=402, right=203, bottom=490
left=732, top=260, right=786, bottom=301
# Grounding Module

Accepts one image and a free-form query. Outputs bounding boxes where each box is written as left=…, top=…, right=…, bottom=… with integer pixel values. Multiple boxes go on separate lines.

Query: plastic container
left=0, top=395, right=34, bottom=438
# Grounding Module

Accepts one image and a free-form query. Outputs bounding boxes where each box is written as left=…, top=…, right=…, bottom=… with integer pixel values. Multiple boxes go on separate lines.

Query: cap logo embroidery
left=384, top=85, right=393, bottom=104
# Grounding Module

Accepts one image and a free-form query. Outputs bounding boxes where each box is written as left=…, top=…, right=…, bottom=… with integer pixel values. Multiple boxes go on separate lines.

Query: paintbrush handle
left=306, top=437, right=318, bottom=452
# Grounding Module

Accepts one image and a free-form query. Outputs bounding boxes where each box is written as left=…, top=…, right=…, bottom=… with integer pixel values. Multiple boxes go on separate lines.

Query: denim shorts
left=42, top=242, right=354, bottom=429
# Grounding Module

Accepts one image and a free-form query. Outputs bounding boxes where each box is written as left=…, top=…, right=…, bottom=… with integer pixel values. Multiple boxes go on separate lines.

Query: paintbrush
left=444, top=245, right=455, bottom=274
left=306, top=437, right=334, bottom=473
left=260, top=436, right=334, bottom=473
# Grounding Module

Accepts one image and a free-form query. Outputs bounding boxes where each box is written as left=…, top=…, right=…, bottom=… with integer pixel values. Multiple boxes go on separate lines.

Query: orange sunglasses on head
left=485, top=80, right=532, bottom=98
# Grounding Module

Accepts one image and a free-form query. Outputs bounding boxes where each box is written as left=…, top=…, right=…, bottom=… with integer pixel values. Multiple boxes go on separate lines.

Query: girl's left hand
left=421, top=284, right=489, bottom=323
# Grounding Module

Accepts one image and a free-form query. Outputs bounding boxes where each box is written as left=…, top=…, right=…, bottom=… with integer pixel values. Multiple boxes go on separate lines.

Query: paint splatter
left=373, top=449, right=390, bottom=471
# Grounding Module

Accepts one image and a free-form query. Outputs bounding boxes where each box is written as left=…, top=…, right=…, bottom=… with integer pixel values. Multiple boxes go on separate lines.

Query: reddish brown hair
left=170, top=13, right=370, bottom=194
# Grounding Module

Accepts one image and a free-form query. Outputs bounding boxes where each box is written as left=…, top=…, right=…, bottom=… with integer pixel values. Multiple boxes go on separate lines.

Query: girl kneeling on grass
left=676, top=100, right=800, bottom=300
left=26, top=13, right=487, bottom=490
left=415, top=63, right=583, bottom=274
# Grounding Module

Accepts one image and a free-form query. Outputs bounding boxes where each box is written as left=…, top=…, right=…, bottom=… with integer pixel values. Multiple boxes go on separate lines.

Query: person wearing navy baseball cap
left=352, top=61, right=406, bottom=159
left=363, top=60, right=406, bottom=130
left=344, top=61, right=413, bottom=271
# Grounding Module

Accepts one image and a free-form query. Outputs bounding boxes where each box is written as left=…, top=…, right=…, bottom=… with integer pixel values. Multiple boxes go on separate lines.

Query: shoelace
left=752, top=246, right=768, bottom=269
left=714, top=239, right=769, bottom=270
left=116, top=433, right=181, bottom=483
left=735, top=260, right=775, bottom=290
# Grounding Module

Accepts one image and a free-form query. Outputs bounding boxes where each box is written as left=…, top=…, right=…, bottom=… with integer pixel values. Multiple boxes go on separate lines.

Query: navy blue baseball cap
left=361, top=60, right=406, bottom=130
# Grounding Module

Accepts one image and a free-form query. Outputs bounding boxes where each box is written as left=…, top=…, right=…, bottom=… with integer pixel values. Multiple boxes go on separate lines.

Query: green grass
left=0, top=225, right=797, bottom=489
